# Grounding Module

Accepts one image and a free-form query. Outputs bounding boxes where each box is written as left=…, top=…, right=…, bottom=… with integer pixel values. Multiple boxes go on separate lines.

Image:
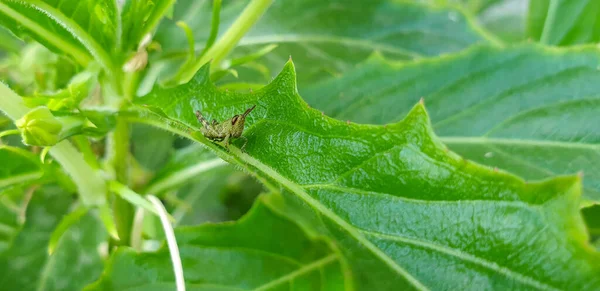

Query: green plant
left=0, top=0, right=598, bottom=290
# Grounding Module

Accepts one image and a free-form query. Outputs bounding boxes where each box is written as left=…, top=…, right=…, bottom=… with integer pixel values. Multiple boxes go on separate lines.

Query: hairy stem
left=180, top=0, right=274, bottom=82
left=0, top=82, right=106, bottom=205
left=108, top=118, right=134, bottom=245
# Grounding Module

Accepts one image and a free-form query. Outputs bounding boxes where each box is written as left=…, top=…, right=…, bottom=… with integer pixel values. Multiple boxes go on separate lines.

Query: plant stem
left=106, top=70, right=139, bottom=245
left=540, top=0, right=559, bottom=44
left=180, top=0, right=274, bottom=82
left=199, top=0, right=222, bottom=57
left=148, top=195, right=185, bottom=291
left=108, top=118, right=134, bottom=245
left=0, top=82, right=106, bottom=205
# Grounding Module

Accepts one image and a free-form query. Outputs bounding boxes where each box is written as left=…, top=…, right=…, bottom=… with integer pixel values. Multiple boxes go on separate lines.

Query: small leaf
left=109, top=181, right=166, bottom=219
left=302, top=44, right=600, bottom=203
left=145, top=144, right=227, bottom=195
left=87, top=195, right=349, bottom=290
left=23, top=70, right=97, bottom=111
left=0, top=187, right=27, bottom=253
left=16, top=107, right=101, bottom=146
left=47, top=207, right=88, bottom=255
left=0, top=146, right=45, bottom=190
left=130, top=61, right=600, bottom=289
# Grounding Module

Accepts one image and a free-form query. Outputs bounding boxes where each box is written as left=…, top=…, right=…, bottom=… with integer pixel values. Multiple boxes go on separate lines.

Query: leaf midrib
left=236, top=151, right=568, bottom=291
left=232, top=148, right=430, bottom=291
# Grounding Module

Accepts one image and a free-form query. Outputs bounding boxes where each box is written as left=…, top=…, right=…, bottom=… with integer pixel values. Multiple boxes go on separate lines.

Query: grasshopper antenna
left=243, top=105, right=257, bottom=117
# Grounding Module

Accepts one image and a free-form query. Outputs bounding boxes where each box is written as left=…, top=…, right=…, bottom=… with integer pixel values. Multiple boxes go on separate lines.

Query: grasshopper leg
left=223, top=134, right=230, bottom=151
left=239, top=136, right=248, bottom=153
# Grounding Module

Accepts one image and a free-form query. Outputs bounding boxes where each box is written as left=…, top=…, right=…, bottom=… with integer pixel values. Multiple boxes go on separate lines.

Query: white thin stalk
left=147, top=195, right=185, bottom=291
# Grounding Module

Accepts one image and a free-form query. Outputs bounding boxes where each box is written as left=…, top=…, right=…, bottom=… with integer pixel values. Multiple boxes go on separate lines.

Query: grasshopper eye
left=231, top=115, right=240, bottom=125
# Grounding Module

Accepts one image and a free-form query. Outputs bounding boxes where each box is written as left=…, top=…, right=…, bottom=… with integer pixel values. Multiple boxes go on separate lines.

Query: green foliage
left=88, top=195, right=349, bottom=291
left=125, top=61, right=600, bottom=289
left=0, top=0, right=118, bottom=68
left=0, top=0, right=599, bottom=290
left=301, top=44, right=600, bottom=203
left=121, top=0, right=176, bottom=53
left=154, top=0, right=493, bottom=86
left=0, top=186, right=106, bottom=290
left=0, top=146, right=44, bottom=190
left=528, top=0, right=600, bottom=45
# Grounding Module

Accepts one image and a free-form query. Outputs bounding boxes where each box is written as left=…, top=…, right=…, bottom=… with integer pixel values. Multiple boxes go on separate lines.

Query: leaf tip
left=269, top=60, right=298, bottom=95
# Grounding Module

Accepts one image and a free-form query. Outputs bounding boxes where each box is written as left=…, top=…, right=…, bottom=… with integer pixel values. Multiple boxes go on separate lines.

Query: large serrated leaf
left=87, top=195, right=349, bottom=290
left=156, top=0, right=493, bottom=86
left=125, top=61, right=600, bottom=289
left=302, top=44, right=600, bottom=204
left=0, top=0, right=118, bottom=69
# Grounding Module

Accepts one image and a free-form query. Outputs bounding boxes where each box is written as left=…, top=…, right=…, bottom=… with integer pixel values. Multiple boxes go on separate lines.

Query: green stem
left=199, top=0, right=222, bottom=57
left=0, top=129, right=21, bottom=139
left=108, top=118, right=134, bottom=245
left=0, top=83, right=106, bottom=205
left=180, top=0, right=274, bottom=82
left=141, top=0, right=177, bottom=39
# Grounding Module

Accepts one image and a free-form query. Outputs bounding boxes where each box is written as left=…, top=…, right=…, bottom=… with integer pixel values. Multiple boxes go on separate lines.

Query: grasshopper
left=195, top=105, right=256, bottom=152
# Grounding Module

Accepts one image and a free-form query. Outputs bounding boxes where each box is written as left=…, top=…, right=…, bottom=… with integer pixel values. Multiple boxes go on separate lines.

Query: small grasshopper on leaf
left=195, top=105, right=256, bottom=152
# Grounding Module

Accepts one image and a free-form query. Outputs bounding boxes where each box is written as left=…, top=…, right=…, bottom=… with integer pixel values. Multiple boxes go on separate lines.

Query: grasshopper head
left=230, top=105, right=256, bottom=137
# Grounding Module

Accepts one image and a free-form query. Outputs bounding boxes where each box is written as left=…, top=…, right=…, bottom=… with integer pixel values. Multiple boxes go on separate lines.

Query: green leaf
left=47, top=206, right=88, bottom=254
left=0, top=43, right=79, bottom=97
left=144, top=144, right=258, bottom=225
left=87, top=195, right=349, bottom=290
left=130, top=61, right=600, bottom=289
left=528, top=0, right=600, bottom=45
left=155, top=0, right=494, bottom=86
left=131, top=123, right=176, bottom=172
left=476, top=0, right=527, bottom=42
left=0, top=146, right=45, bottom=190
left=145, top=144, right=227, bottom=195
left=0, top=187, right=27, bottom=253
left=37, top=212, right=107, bottom=291
left=23, top=69, right=98, bottom=111
left=0, top=0, right=118, bottom=70
left=0, top=186, right=107, bottom=291
left=0, top=25, right=22, bottom=53
left=302, top=44, right=600, bottom=204
left=0, top=186, right=65, bottom=288
left=583, top=205, right=600, bottom=239
left=109, top=181, right=164, bottom=219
